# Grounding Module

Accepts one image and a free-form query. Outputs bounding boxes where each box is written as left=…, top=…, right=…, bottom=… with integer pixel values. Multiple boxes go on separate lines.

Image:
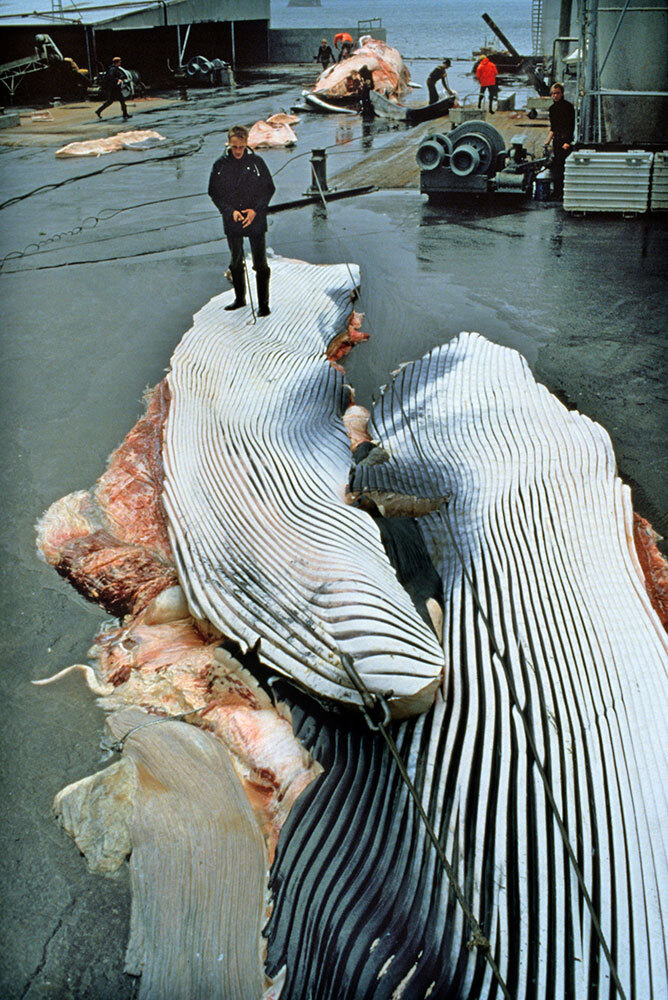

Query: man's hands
left=232, top=208, right=257, bottom=228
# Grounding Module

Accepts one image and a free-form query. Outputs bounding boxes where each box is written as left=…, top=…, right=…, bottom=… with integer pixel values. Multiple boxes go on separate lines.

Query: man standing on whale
left=208, top=125, right=275, bottom=316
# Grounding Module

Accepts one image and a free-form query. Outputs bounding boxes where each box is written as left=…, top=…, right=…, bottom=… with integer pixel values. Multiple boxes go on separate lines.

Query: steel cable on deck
left=0, top=130, right=384, bottom=270
left=0, top=226, right=395, bottom=273
left=0, top=137, right=204, bottom=212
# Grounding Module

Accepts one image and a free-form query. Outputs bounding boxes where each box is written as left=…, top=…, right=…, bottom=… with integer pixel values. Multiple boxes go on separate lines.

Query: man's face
left=551, top=87, right=563, bottom=101
left=229, top=136, right=247, bottom=159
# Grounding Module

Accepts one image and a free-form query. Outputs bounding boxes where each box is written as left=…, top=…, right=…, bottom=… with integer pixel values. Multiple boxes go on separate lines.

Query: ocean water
left=270, top=0, right=534, bottom=61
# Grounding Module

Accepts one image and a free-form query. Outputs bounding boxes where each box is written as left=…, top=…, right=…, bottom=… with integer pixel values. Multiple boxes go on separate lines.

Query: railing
left=358, top=18, right=383, bottom=35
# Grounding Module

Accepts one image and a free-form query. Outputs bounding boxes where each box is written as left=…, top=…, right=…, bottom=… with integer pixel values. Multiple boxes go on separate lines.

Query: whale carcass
left=36, top=259, right=668, bottom=999
left=266, top=332, right=668, bottom=998
left=311, top=37, right=411, bottom=104
left=162, top=256, right=444, bottom=717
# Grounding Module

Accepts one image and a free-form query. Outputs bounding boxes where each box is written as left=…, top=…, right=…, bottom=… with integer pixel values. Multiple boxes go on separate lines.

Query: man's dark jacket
left=549, top=99, right=575, bottom=144
left=105, top=63, right=125, bottom=96
left=208, top=148, right=275, bottom=238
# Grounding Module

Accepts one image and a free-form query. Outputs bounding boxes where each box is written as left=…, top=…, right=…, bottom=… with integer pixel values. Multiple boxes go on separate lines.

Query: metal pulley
left=450, top=144, right=482, bottom=176
left=417, top=120, right=506, bottom=179
left=416, top=133, right=453, bottom=171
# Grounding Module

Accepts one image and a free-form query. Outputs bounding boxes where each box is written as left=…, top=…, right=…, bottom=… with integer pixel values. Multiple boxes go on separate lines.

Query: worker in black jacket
left=546, top=82, right=575, bottom=199
left=96, top=56, right=131, bottom=121
left=208, top=125, right=276, bottom=316
left=314, top=39, right=335, bottom=71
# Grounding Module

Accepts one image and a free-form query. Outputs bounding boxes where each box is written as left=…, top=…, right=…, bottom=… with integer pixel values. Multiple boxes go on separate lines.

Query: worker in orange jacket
left=476, top=55, right=498, bottom=113
left=334, top=32, right=354, bottom=61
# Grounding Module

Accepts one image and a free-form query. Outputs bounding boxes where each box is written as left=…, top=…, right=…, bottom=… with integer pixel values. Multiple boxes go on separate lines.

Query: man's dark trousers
left=97, top=91, right=128, bottom=117
left=551, top=143, right=572, bottom=198
left=227, top=232, right=270, bottom=308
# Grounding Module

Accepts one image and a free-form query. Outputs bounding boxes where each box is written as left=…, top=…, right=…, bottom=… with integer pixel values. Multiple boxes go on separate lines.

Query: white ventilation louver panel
left=564, top=149, right=652, bottom=213
left=162, top=256, right=444, bottom=717
left=650, top=150, right=668, bottom=210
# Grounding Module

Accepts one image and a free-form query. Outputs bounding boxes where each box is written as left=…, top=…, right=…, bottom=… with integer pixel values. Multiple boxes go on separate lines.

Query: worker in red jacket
left=476, top=55, right=498, bottom=113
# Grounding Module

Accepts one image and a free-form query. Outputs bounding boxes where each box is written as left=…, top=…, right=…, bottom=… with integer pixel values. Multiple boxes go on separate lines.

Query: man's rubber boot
left=225, top=267, right=246, bottom=310
left=257, top=269, right=271, bottom=317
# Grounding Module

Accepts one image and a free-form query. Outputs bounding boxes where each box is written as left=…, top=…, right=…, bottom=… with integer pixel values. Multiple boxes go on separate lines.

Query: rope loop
left=467, top=929, right=491, bottom=954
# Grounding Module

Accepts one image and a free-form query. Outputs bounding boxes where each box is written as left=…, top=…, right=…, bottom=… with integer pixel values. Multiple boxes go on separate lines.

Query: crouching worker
left=208, top=125, right=276, bottom=316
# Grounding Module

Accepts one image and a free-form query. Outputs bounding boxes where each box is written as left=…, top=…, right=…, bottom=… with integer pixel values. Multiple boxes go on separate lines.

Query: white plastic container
left=563, top=149, right=652, bottom=214
left=534, top=169, right=552, bottom=201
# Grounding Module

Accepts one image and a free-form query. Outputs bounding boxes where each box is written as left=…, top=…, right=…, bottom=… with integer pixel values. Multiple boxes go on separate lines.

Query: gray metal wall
left=268, top=27, right=386, bottom=64
left=541, top=0, right=668, bottom=144
left=597, top=0, right=668, bottom=143
left=97, top=0, right=269, bottom=29
left=539, top=0, right=578, bottom=67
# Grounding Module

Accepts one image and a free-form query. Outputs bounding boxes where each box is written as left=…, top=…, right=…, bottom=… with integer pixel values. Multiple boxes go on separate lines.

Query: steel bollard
left=306, top=148, right=328, bottom=195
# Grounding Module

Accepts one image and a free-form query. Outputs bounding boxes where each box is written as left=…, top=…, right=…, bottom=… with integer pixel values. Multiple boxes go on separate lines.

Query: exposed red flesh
left=55, top=530, right=178, bottom=619
left=95, top=380, right=173, bottom=560
left=36, top=381, right=175, bottom=618
left=91, top=613, right=322, bottom=860
left=633, top=513, right=668, bottom=628
left=326, top=310, right=370, bottom=362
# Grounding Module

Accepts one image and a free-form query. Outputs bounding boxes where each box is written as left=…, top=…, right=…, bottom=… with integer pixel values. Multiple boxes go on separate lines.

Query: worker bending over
left=334, top=32, right=354, bottom=61
left=426, top=58, right=454, bottom=104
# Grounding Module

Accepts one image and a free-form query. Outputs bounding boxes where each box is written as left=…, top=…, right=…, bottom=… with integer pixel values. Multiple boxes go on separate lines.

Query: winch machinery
left=417, top=120, right=549, bottom=199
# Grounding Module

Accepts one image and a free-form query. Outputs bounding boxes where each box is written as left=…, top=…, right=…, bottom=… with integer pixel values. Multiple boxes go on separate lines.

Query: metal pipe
left=559, top=0, right=574, bottom=38
left=268, top=186, right=376, bottom=214
left=83, top=24, right=93, bottom=80
left=482, top=11, right=521, bottom=57
left=551, top=35, right=578, bottom=82
left=592, top=88, right=668, bottom=95
left=177, top=23, right=190, bottom=66
left=230, top=21, right=235, bottom=71
left=582, top=0, right=599, bottom=143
